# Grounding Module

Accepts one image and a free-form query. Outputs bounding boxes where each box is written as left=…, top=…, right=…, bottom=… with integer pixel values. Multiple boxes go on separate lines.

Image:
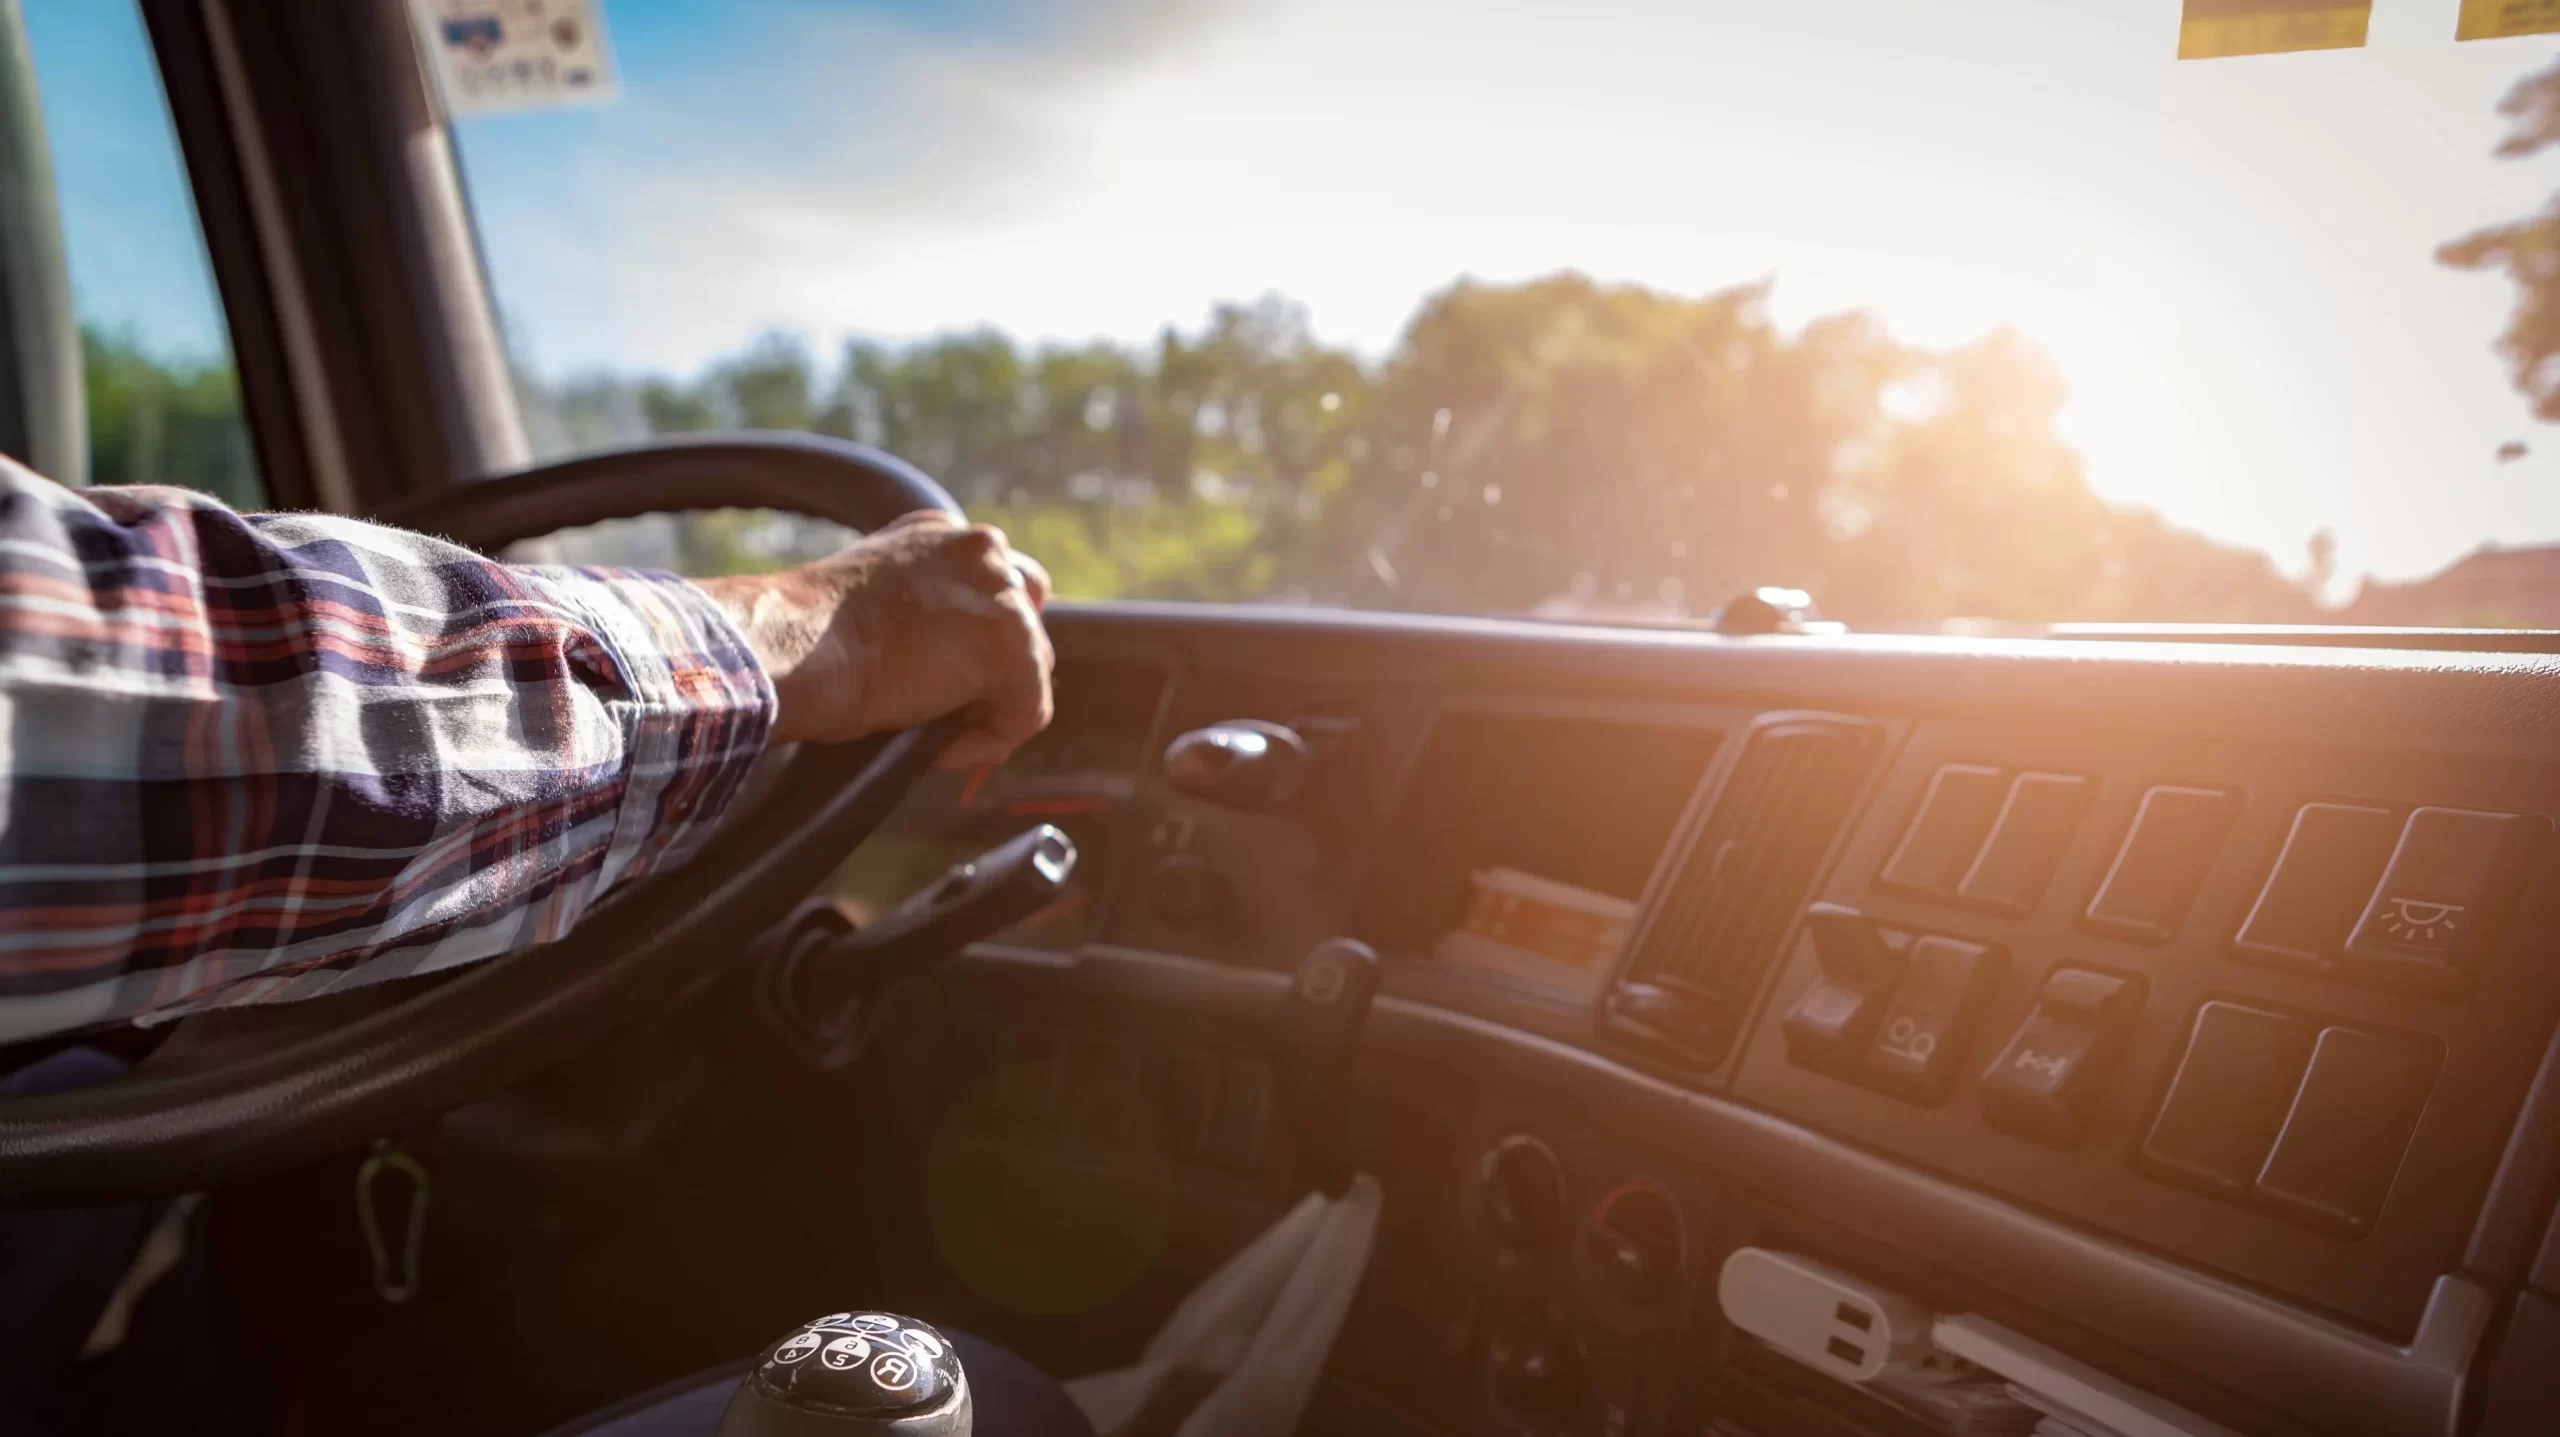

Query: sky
left=23, top=0, right=2560, bottom=590
left=20, top=2, right=226, bottom=359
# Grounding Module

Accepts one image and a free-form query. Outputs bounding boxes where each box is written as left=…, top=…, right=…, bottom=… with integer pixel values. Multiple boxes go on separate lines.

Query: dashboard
left=845, top=602, right=2560, bottom=1437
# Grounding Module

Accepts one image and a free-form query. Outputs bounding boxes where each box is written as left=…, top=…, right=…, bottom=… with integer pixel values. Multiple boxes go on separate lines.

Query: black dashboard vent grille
left=1608, top=715, right=1883, bottom=1067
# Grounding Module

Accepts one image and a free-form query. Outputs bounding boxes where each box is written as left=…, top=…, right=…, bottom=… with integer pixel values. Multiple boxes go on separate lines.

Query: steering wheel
left=0, top=433, right=963, bottom=1205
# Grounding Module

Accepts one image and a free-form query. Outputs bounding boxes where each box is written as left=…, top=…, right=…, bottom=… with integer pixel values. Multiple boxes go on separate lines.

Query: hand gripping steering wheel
left=0, top=434, right=964, bottom=1205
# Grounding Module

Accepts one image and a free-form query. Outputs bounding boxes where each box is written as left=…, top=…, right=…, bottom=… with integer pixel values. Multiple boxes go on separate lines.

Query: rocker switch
left=1980, top=967, right=2144, bottom=1147
left=1783, top=905, right=1910, bottom=1074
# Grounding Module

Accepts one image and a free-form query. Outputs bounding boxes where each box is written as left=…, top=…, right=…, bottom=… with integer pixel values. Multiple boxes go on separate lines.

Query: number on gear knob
left=717, top=1312, right=972, bottom=1436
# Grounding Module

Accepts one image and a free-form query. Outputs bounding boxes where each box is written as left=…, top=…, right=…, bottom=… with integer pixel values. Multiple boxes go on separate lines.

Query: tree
left=2440, top=58, right=2560, bottom=419
left=80, top=326, right=260, bottom=508
left=502, top=278, right=2317, bottom=623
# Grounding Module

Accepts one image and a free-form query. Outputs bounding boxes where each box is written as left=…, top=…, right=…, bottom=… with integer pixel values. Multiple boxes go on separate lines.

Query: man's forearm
left=0, top=459, right=774, bottom=1042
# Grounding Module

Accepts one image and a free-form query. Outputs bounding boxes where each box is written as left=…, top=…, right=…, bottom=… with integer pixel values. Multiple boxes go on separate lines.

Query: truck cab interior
left=5, top=4, right=2560, bottom=1437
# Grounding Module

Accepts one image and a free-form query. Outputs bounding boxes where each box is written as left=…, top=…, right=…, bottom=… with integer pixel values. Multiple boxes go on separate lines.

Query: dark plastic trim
left=1043, top=602, right=2560, bottom=754
left=139, top=0, right=323, bottom=509
left=0, top=0, right=84, bottom=482
left=947, top=941, right=2490, bottom=1437
left=2042, top=624, right=2560, bottom=654
left=143, top=0, right=513, bottom=514
left=2467, top=1001, right=2560, bottom=1287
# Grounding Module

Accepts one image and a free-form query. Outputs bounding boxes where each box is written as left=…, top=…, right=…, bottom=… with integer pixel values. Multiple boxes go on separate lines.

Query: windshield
left=444, top=1, right=2560, bottom=629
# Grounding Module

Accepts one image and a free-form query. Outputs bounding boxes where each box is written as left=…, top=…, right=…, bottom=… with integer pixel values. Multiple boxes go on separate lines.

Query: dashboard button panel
left=1729, top=715, right=2560, bottom=1333
left=2341, top=806, right=2549, bottom=990
left=1979, top=967, right=2144, bottom=1147
left=1860, top=934, right=2005, bottom=1105
left=2137, top=1001, right=2315, bottom=1200
left=2254, top=1025, right=2441, bottom=1236
left=1877, top=763, right=2008, bottom=899
left=2231, top=802, right=2400, bottom=972
left=1955, top=772, right=2090, bottom=915
left=2080, top=785, right=2243, bottom=944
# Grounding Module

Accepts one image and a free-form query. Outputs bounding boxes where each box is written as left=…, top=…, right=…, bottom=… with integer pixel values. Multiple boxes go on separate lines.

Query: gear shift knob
left=716, top=1312, right=970, bottom=1436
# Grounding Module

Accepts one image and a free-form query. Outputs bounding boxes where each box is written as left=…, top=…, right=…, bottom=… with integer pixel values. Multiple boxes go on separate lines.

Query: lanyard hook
left=355, top=1138, right=430, bottom=1305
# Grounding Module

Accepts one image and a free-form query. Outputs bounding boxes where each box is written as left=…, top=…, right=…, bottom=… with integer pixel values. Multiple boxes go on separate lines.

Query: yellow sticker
left=2178, top=1, right=2370, bottom=59
left=2457, top=0, right=2560, bottom=39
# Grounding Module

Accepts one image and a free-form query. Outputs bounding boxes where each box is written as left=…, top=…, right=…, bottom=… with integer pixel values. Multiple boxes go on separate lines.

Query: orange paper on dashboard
left=2178, top=0, right=2369, bottom=59
left=2457, top=0, right=2560, bottom=39
left=1432, top=867, right=1637, bottom=997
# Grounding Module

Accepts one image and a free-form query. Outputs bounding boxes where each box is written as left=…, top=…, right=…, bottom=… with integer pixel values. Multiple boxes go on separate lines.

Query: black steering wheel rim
left=0, top=433, right=962, bottom=1205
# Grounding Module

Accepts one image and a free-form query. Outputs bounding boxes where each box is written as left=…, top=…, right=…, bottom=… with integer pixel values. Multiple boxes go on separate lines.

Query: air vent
left=1607, top=716, right=1883, bottom=1066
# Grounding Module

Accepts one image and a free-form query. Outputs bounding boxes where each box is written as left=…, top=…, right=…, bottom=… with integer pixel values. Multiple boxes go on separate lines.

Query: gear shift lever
left=717, top=1312, right=970, bottom=1437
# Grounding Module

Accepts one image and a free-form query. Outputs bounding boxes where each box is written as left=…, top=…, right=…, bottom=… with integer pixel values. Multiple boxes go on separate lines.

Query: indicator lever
left=779, top=825, right=1077, bottom=1031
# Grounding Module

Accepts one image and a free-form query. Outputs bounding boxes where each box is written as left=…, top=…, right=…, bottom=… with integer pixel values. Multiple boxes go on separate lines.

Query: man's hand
left=696, top=512, right=1055, bottom=768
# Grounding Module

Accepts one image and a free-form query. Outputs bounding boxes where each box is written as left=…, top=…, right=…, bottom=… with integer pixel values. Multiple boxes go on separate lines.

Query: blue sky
left=22, top=1, right=229, bottom=359
left=25, top=0, right=2560, bottom=590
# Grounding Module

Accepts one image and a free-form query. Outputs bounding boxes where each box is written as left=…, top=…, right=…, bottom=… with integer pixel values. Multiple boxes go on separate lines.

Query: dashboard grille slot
left=1609, top=715, right=1882, bottom=1066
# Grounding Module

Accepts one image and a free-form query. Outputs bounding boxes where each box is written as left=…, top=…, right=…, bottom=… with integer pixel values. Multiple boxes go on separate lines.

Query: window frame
left=135, top=0, right=527, bottom=517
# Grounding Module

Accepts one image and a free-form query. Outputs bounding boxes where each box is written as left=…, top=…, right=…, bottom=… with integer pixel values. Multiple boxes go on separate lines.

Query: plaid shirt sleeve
left=0, top=457, right=777, bottom=1044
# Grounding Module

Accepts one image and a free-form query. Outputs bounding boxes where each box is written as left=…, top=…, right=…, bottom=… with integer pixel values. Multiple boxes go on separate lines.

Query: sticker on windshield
left=409, top=0, right=620, bottom=118
left=2176, top=0, right=2369, bottom=59
left=2457, top=0, right=2560, bottom=39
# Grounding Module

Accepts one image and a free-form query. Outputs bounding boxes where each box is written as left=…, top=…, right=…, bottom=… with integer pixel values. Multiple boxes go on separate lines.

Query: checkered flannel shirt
left=0, top=458, right=776, bottom=1044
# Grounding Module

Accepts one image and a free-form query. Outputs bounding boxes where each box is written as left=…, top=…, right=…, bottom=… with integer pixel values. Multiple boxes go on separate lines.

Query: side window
left=21, top=1, right=261, bottom=507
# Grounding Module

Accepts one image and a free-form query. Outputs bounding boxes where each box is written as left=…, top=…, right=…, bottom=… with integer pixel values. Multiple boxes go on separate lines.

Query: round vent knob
left=1478, top=1134, right=1567, bottom=1252
left=1485, top=1320, right=1588, bottom=1434
left=1581, top=1180, right=1686, bottom=1310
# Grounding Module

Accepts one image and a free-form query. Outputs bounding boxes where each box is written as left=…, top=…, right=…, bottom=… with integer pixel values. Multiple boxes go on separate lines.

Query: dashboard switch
left=1878, top=764, right=2007, bottom=899
left=1783, top=905, right=1910, bottom=1073
left=2254, top=1025, right=2440, bottom=1236
left=1861, top=934, right=2006, bottom=1105
left=2231, top=803, right=2401, bottom=972
left=2341, top=807, right=2550, bottom=989
left=1979, top=967, right=2143, bottom=1147
left=2138, top=1002, right=2315, bottom=1200
left=2081, top=786, right=2243, bottom=944
left=1955, top=772, right=2090, bottom=915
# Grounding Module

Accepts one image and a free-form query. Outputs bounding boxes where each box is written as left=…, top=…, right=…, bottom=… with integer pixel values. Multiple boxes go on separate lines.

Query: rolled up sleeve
left=0, top=458, right=776, bottom=1043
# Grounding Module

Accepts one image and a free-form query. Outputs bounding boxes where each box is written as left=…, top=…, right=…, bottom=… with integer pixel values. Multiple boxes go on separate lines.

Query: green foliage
left=66, top=266, right=2316, bottom=624
left=79, top=325, right=261, bottom=508
left=973, top=495, right=1277, bottom=602
left=512, top=275, right=2316, bottom=624
left=2443, top=58, right=2560, bottom=422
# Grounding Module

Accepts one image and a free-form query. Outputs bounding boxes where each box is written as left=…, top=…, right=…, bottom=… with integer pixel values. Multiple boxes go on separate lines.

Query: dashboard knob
left=1706, top=585, right=1830, bottom=635
left=1478, top=1134, right=1567, bottom=1252
left=1486, top=1322, right=1587, bottom=1433
left=1581, top=1181, right=1685, bottom=1311
left=1163, top=720, right=1311, bottom=810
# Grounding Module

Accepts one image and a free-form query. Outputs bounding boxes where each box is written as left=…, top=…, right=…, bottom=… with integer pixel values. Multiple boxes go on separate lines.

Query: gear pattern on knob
left=753, top=1312, right=965, bottom=1416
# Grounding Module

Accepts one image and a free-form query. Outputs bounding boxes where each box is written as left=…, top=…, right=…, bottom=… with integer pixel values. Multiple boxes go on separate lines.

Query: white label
left=869, top=1350, right=922, bottom=1392
left=410, top=0, right=619, bottom=118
